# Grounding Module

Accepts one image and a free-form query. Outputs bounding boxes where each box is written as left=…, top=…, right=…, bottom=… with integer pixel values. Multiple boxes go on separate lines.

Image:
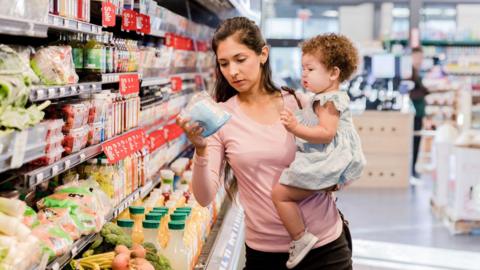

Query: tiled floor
left=337, top=179, right=480, bottom=270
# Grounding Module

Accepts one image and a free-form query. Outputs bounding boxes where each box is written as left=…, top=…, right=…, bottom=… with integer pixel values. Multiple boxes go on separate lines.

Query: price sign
left=102, top=1, right=116, bottom=27
left=138, top=14, right=151, bottom=34
left=165, top=33, right=174, bottom=47
left=102, top=129, right=145, bottom=164
left=121, top=10, right=137, bottom=31
left=148, top=130, right=166, bottom=152
left=119, top=74, right=139, bottom=95
left=170, top=76, right=182, bottom=92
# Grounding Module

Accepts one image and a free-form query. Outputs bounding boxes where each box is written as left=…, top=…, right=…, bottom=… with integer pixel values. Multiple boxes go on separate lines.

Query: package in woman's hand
left=180, top=91, right=231, bottom=137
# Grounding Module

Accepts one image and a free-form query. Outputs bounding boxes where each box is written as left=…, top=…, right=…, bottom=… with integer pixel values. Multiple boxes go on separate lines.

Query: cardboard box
left=446, top=146, right=480, bottom=221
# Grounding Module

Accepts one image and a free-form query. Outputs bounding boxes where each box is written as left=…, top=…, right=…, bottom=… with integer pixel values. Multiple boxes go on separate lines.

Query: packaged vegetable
left=38, top=208, right=81, bottom=240
left=23, top=206, right=39, bottom=228
left=0, top=234, right=41, bottom=270
left=0, top=197, right=26, bottom=218
left=8, top=45, right=40, bottom=85
left=32, top=223, right=73, bottom=259
left=45, top=133, right=64, bottom=152
left=30, top=46, right=79, bottom=85
left=44, top=119, right=65, bottom=137
left=0, top=212, right=31, bottom=238
left=0, top=100, right=50, bottom=130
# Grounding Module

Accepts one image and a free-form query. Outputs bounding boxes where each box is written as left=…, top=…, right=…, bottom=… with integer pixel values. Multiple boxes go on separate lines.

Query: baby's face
left=301, top=53, right=335, bottom=94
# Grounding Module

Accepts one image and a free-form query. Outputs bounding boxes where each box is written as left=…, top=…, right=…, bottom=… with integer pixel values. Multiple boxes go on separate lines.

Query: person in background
left=410, top=47, right=429, bottom=180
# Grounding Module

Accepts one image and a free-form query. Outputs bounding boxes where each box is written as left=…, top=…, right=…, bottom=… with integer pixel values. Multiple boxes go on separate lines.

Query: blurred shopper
left=410, top=47, right=430, bottom=181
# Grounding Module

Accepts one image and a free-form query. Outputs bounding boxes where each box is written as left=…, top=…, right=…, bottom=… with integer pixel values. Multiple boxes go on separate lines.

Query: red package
left=63, top=126, right=89, bottom=154
left=62, top=103, right=89, bottom=132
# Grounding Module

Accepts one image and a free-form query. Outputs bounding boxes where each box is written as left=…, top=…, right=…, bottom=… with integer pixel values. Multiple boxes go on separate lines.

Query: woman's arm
left=191, top=133, right=225, bottom=207
left=280, top=101, right=340, bottom=144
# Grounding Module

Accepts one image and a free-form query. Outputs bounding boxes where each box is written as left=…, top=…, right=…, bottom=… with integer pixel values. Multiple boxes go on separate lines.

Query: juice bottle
left=164, top=221, right=189, bottom=270
left=160, top=169, right=174, bottom=197
left=129, top=206, right=145, bottom=244
left=143, top=220, right=161, bottom=249
left=117, top=219, right=134, bottom=237
left=70, top=33, right=84, bottom=73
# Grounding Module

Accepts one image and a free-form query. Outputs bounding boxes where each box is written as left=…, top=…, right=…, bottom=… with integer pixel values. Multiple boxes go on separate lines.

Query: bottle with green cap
left=129, top=206, right=145, bottom=244
left=142, top=220, right=161, bottom=250
left=146, top=212, right=163, bottom=221
left=170, top=213, right=187, bottom=221
left=164, top=221, right=189, bottom=270
left=117, top=219, right=134, bottom=237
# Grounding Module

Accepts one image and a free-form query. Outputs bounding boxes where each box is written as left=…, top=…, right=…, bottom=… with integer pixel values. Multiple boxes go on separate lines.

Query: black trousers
left=412, top=116, right=423, bottom=176
left=244, top=228, right=352, bottom=270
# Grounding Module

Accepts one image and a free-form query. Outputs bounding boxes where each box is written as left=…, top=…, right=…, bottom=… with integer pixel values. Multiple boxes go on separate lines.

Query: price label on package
left=121, top=10, right=137, bottom=31
left=102, top=1, right=116, bottom=27
left=138, top=14, right=151, bottom=35
left=102, top=129, right=145, bottom=163
left=119, top=74, right=139, bottom=95
left=170, top=76, right=183, bottom=92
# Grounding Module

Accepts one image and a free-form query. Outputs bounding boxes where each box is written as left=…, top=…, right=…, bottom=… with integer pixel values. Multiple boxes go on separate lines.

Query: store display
left=0, top=0, right=49, bottom=23
left=49, top=0, right=91, bottom=22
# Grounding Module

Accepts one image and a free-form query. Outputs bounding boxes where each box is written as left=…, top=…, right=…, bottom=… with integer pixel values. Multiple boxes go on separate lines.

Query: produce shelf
left=29, top=82, right=103, bottom=102
left=22, top=128, right=140, bottom=189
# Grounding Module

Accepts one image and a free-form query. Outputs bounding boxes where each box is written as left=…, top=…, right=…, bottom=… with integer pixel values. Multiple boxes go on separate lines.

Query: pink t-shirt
left=192, top=91, right=342, bottom=252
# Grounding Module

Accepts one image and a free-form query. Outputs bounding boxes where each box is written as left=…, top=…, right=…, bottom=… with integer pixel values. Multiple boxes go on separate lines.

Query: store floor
left=337, top=177, right=480, bottom=270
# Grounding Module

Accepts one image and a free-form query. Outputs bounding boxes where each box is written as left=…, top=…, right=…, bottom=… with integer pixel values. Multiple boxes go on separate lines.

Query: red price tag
left=119, top=74, right=139, bottom=95
left=137, top=14, right=150, bottom=34
left=170, top=77, right=183, bottom=92
left=102, top=129, right=145, bottom=164
left=165, top=33, right=174, bottom=47
left=102, top=2, right=116, bottom=27
left=121, top=10, right=137, bottom=31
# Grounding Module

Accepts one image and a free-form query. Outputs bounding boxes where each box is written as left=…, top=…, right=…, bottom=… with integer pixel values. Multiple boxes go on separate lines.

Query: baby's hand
left=280, top=108, right=298, bottom=132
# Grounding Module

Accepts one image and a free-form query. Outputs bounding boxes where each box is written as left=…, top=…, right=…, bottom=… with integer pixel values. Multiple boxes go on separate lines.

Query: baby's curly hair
left=301, top=33, right=359, bottom=82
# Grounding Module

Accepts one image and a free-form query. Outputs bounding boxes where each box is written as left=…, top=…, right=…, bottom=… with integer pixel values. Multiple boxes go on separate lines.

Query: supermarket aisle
left=337, top=181, right=480, bottom=270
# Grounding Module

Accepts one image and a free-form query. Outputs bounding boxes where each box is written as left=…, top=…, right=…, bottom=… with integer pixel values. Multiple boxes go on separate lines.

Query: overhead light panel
left=322, top=10, right=338, bottom=18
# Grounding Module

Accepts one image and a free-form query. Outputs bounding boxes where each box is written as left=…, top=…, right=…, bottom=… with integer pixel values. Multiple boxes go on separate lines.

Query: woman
left=177, top=17, right=352, bottom=270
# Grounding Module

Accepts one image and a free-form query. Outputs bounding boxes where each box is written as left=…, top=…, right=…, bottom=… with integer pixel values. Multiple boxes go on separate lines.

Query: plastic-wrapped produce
left=31, top=46, right=79, bottom=85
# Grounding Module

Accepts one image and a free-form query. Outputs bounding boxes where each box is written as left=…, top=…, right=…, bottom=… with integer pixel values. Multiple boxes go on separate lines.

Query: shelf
left=45, top=188, right=142, bottom=270
left=383, top=39, right=480, bottom=47
left=0, top=15, right=49, bottom=37
left=102, top=72, right=141, bottom=83
left=23, top=128, right=140, bottom=189
left=141, top=76, right=170, bottom=87
left=195, top=202, right=245, bottom=270
left=29, top=82, right=103, bottom=102
left=48, top=15, right=102, bottom=35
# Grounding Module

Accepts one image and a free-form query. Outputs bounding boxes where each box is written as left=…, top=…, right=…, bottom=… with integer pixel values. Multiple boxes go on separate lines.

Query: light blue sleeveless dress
left=279, top=91, right=366, bottom=190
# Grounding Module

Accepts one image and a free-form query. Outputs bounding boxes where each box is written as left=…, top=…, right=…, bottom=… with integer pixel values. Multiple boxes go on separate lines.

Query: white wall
left=457, top=4, right=480, bottom=39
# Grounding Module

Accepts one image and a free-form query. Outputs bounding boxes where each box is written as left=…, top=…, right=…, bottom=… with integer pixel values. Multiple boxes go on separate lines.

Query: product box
left=446, top=146, right=480, bottom=221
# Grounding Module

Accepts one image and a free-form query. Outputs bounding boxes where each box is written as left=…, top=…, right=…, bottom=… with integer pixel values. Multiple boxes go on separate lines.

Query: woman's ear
left=260, top=45, right=270, bottom=65
left=330, top=66, right=341, bottom=81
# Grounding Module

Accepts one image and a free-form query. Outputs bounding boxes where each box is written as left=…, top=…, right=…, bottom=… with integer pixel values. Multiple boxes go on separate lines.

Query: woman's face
left=216, top=35, right=268, bottom=93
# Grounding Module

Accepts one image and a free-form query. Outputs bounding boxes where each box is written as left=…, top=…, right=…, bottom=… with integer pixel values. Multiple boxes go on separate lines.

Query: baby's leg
left=272, top=183, right=317, bottom=240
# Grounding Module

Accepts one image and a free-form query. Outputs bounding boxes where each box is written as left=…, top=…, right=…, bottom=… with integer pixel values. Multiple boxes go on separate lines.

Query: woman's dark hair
left=212, top=17, right=283, bottom=102
left=211, top=17, right=301, bottom=201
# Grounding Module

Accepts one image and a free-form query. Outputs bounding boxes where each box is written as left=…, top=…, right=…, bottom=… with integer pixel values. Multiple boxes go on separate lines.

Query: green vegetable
left=0, top=247, right=8, bottom=263
left=142, top=242, right=172, bottom=270
left=0, top=101, right=50, bottom=130
left=100, top=222, right=132, bottom=248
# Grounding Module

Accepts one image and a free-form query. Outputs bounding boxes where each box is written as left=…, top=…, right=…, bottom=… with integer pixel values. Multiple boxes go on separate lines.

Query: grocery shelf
left=44, top=187, right=142, bottom=270
left=48, top=14, right=102, bottom=35
left=45, top=233, right=97, bottom=270
left=29, top=82, right=103, bottom=102
left=32, top=142, right=192, bottom=270
left=141, top=76, right=170, bottom=87
left=102, top=72, right=142, bottom=83
left=22, top=127, right=140, bottom=189
left=195, top=201, right=245, bottom=270
left=0, top=15, right=49, bottom=37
